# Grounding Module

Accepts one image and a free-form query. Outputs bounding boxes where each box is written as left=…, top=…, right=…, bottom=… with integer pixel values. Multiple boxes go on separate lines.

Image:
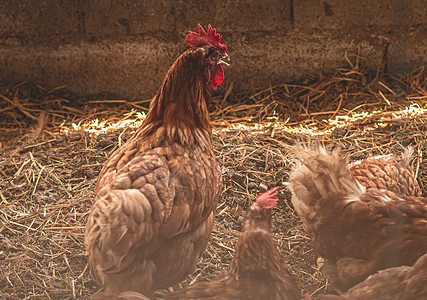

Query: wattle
left=210, top=66, right=224, bottom=90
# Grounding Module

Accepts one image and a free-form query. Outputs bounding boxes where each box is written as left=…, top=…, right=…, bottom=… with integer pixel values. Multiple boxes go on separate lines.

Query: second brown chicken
left=92, top=188, right=301, bottom=300
left=163, top=187, right=300, bottom=300
left=288, top=145, right=427, bottom=292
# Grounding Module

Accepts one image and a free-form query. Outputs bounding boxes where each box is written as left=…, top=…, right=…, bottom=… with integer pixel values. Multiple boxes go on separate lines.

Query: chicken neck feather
left=138, top=47, right=213, bottom=149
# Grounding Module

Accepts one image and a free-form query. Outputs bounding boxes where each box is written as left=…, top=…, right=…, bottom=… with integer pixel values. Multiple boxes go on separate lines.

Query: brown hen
left=163, top=187, right=301, bottom=300
left=349, top=147, right=421, bottom=196
left=89, top=188, right=300, bottom=300
left=288, top=146, right=427, bottom=292
left=310, top=252, right=427, bottom=300
left=85, top=24, right=228, bottom=296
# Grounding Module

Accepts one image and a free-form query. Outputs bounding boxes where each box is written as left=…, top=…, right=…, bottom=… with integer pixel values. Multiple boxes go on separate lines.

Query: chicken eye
left=210, top=53, right=217, bottom=61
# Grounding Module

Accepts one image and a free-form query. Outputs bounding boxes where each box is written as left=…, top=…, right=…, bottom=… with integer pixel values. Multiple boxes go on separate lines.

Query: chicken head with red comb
left=185, top=24, right=229, bottom=90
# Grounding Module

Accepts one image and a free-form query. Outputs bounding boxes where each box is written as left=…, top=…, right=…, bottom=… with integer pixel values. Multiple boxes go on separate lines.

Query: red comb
left=303, top=293, right=313, bottom=300
left=185, top=24, right=227, bottom=51
left=256, top=187, right=280, bottom=209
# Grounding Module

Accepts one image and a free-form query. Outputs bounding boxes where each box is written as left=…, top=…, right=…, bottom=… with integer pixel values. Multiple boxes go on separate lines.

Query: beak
left=219, top=53, right=230, bottom=66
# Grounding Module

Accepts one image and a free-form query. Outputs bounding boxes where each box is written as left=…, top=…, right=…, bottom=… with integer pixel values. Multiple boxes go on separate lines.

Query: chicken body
left=349, top=147, right=421, bottom=196
left=85, top=27, right=227, bottom=296
left=163, top=187, right=301, bottom=300
left=288, top=146, right=427, bottom=292
left=314, top=252, right=427, bottom=300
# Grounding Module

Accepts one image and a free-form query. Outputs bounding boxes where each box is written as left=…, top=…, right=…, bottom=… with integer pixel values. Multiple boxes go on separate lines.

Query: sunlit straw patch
left=61, top=111, right=147, bottom=135
left=60, top=103, right=426, bottom=138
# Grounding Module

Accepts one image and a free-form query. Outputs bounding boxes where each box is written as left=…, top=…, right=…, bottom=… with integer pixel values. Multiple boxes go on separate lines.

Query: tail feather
left=399, top=146, right=415, bottom=168
left=289, top=145, right=366, bottom=210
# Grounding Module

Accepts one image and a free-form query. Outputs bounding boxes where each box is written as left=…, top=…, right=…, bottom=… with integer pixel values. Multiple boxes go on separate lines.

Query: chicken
left=85, top=24, right=228, bottom=296
left=89, top=188, right=300, bottom=300
left=349, top=147, right=421, bottom=197
left=308, top=252, right=427, bottom=300
left=163, top=187, right=301, bottom=300
left=287, top=145, right=427, bottom=292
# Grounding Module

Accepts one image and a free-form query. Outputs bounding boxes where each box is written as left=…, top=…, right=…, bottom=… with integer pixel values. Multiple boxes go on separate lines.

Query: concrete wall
left=0, top=0, right=426, bottom=98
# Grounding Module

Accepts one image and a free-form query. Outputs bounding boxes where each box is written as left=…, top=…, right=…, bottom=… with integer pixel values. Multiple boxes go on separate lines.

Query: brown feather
left=350, top=147, right=421, bottom=196
left=288, top=146, right=427, bottom=292
left=314, top=252, right=427, bottom=299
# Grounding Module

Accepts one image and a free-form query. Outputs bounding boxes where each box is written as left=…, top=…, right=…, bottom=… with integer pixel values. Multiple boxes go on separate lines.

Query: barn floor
left=0, top=61, right=426, bottom=299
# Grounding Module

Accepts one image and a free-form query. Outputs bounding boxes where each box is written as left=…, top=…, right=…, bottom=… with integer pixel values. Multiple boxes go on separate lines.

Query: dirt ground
left=0, top=63, right=426, bottom=299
